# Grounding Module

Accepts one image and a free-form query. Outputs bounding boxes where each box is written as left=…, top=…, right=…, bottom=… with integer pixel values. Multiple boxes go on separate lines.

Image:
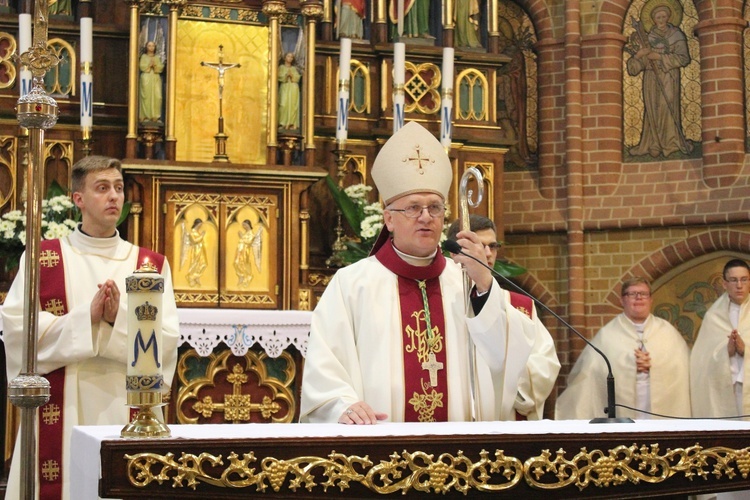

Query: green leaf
left=117, top=201, right=131, bottom=227
left=46, top=179, right=67, bottom=198
left=493, top=259, right=527, bottom=278
left=325, top=176, right=364, bottom=236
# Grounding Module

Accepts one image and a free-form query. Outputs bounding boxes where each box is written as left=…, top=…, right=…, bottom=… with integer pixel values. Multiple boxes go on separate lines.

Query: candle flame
left=135, top=258, right=158, bottom=273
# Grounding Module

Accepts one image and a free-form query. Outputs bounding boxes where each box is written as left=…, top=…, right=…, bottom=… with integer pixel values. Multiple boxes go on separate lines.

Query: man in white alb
left=447, top=215, right=560, bottom=420
left=299, top=122, right=535, bottom=424
left=555, top=277, right=691, bottom=420
left=691, top=258, right=750, bottom=418
left=2, top=156, right=180, bottom=499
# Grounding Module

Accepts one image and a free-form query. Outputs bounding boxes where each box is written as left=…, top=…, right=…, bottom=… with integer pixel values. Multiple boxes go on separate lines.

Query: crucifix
left=201, top=45, right=241, bottom=162
left=422, top=352, right=443, bottom=387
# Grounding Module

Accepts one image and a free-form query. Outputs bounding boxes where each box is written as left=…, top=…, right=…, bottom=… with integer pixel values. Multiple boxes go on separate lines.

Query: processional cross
left=201, top=45, right=241, bottom=162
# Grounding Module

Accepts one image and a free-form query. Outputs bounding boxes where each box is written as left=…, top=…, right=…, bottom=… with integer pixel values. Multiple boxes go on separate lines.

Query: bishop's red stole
left=37, top=239, right=163, bottom=499
left=375, top=241, right=448, bottom=422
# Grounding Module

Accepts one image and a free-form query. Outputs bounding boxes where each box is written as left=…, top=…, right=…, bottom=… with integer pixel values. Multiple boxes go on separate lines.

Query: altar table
left=72, top=419, right=750, bottom=499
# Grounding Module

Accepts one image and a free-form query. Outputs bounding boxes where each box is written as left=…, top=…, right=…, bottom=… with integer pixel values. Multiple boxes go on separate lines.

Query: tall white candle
left=392, top=42, right=405, bottom=134
left=80, top=17, right=93, bottom=129
left=336, top=38, right=352, bottom=144
left=125, top=261, right=164, bottom=399
left=18, top=13, right=31, bottom=97
left=440, top=47, right=455, bottom=150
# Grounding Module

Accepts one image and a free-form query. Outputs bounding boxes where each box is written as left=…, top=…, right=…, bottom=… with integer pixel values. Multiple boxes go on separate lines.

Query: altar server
left=447, top=215, right=560, bottom=420
left=555, top=277, right=691, bottom=420
left=300, top=122, right=534, bottom=424
left=691, top=259, right=750, bottom=418
left=2, top=156, right=180, bottom=499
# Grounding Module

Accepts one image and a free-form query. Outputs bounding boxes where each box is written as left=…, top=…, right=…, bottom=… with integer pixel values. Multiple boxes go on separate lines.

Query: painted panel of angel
left=234, top=219, right=264, bottom=287
left=181, top=217, right=208, bottom=287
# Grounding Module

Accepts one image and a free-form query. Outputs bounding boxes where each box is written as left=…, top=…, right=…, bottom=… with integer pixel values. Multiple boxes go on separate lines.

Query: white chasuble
left=300, top=241, right=534, bottom=423
left=555, top=313, right=690, bottom=420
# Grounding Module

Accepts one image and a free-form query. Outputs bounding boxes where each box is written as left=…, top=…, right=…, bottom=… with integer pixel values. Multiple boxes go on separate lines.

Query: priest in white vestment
left=555, top=277, right=691, bottom=420
left=299, top=122, right=535, bottom=424
left=691, top=258, right=750, bottom=418
left=2, top=156, right=180, bottom=500
left=447, top=215, right=560, bottom=420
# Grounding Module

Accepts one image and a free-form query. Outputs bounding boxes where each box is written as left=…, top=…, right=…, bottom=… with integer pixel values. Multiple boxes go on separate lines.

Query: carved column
left=125, top=0, right=140, bottom=158
left=302, top=0, right=323, bottom=167
left=321, top=0, right=333, bottom=41
left=373, top=0, right=388, bottom=44
left=163, top=0, right=185, bottom=160
left=263, top=0, right=286, bottom=164
left=487, top=0, right=499, bottom=53
left=442, top=0, right=454, bottom=48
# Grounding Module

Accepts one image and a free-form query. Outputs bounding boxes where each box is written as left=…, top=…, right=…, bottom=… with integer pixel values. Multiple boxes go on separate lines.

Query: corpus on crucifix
left=201, top=45, right=241, bottom=162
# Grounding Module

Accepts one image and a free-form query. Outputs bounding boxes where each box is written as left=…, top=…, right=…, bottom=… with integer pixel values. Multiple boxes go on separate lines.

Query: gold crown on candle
left=135, top=301, right=158, bottom=321
left=135, top=260, right=158, bottom=273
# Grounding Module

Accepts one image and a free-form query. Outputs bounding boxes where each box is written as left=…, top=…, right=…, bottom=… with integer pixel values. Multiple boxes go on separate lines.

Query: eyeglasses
left=387, top=204, right=446, bottom=219
left=725, top=277, right=750, bottom=285
left=623, top=291, right=651, bottom=299
left=484, top=242, right=501, bottom=251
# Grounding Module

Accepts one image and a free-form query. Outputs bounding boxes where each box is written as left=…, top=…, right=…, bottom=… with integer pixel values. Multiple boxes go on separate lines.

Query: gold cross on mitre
left=402, top=144, right=435, bottom=175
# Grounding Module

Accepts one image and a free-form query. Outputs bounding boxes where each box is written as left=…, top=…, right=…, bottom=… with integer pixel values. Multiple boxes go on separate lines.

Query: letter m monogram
left=132, top=329, right=161, bottom=368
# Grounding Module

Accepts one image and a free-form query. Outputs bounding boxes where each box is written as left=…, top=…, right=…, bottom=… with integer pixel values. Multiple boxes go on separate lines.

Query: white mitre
left=371, top=121, right=452, bottom=205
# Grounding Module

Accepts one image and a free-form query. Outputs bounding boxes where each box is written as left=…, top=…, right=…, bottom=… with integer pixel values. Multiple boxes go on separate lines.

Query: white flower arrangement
left=0, top=193, right=79, bottom=272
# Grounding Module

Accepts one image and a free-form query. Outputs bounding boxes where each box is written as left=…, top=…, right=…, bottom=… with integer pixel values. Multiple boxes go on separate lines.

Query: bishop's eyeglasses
left=622, top=291, right=651, bottom=299
left=387, top=204, right=446, bottom=219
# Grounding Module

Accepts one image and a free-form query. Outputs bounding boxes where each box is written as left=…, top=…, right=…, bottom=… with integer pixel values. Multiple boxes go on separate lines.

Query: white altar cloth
left=71, top=419, right=750, bottom=499
left=177, top=308, right=311, bottom=357
left=0, top=307, right=312, bottom=358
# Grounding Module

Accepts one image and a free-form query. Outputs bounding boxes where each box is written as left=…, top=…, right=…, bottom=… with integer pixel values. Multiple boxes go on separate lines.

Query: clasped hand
left=634, top=348, right=651, bottom=373
left=728, top=329, right=745, bottom=357
left=91, top=279, right=120, bottom=326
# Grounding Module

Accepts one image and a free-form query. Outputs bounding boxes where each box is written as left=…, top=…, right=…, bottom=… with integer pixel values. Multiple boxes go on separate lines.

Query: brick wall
left=500, top=0, right=750, bottom=408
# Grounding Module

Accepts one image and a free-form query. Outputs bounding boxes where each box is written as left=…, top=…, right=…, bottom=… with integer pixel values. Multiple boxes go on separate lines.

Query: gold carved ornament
left=404, top=61, right=441, bottom=115
left=525, top=443, right=750, bottom=490
left=123, top=443, right=750, bottom=494
left=124, top=448, right=522, bottom=493
left=176, top=348, right=296, bottom=424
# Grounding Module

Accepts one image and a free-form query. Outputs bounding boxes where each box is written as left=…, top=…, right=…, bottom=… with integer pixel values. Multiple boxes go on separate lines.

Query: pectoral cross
left=201, top=45, right=241, bottom=162
left=422, top=352, right=443, bottom=387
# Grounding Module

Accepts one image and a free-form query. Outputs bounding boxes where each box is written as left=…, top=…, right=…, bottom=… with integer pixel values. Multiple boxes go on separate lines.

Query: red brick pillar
left=535, top=38, right=566, bottom=199
left=581, top=33, right=627, bottom=196
left=694, top=17, right=746, bottom=188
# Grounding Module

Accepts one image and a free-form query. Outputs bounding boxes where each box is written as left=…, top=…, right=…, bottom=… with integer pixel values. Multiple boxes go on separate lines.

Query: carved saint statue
left=139, top=40, right=165, bottom=124
left=278, top=52, right=302, bottom=130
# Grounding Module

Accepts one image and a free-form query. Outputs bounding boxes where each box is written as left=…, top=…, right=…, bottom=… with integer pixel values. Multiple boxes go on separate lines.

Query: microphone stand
left=443, top=240, right=634, bottom=424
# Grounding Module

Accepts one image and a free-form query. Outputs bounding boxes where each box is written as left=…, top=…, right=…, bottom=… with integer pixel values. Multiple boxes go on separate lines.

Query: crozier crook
left=458, top=167, right=484, bottom=421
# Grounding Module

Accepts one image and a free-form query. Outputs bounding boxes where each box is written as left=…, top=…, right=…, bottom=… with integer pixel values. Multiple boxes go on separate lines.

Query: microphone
left=442, top=239, right=634, bottom=424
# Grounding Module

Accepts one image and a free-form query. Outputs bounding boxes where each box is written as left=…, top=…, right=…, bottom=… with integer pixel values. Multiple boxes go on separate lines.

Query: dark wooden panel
left=99, top=426, right=750, bottom=499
